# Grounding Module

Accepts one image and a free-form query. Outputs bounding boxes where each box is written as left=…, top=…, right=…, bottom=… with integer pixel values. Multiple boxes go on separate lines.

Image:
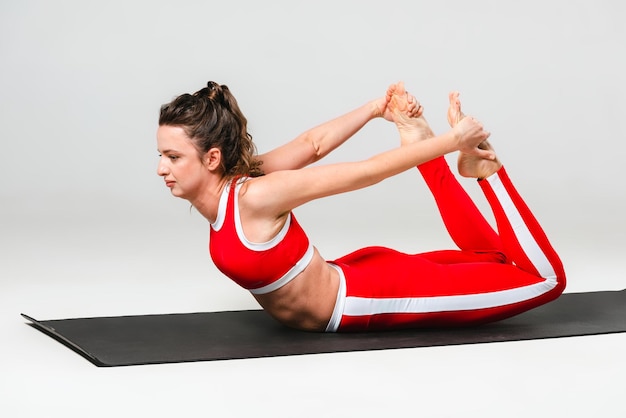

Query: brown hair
left=159, top=81, right=263, bottom=178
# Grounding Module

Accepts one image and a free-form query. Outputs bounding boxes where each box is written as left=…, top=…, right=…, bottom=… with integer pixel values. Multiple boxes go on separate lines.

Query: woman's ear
left=204, top=148, right=222, bottom=172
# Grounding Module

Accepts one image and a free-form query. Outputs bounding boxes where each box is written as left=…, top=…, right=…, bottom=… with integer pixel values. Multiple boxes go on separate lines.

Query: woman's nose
left=157, top=158, right=168, bottom=176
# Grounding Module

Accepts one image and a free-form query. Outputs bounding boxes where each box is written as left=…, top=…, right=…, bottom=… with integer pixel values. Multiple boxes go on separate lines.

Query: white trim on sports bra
left=249, top=245, right=315, bottom=295
left=210, top=180, right=232, bottom=232
left=233, top=180, right=293, bottom=251
left=211, top=178, right=292, bottom=250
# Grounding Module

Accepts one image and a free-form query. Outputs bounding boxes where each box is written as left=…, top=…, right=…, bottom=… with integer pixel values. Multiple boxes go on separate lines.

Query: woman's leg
left=388, top=86, right=504, bottom=262
left=479, top=166, right=565, bottom=288
left=417, top=156, right=505, bottom=261
left=326, top=92, right=565, bottom=332
left=448, top=91, right=564, bottom=281
left=329, top=166, right=566, bottom=332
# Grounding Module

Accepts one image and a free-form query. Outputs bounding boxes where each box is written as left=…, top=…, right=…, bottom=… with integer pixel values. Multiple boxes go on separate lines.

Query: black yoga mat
left=23, top=289, right=626, bottom=367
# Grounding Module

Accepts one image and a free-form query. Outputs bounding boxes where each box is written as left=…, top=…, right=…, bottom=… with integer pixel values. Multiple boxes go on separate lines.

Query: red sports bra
left=209, top=178, right=314, bottom=294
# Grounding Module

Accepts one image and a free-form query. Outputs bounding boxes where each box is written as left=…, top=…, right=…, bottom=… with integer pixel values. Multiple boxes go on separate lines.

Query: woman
left=156, top=81, right=565, bottom=332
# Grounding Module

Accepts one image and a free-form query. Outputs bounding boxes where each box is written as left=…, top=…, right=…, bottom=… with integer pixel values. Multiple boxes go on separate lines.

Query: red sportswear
left=209, top=178, right=314, bottom=294
left=325, top=158, right=566, bottom=332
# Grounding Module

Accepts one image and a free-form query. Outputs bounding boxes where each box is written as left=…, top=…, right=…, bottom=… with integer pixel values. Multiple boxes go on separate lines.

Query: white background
left=2, top=1, right=625, bottom=417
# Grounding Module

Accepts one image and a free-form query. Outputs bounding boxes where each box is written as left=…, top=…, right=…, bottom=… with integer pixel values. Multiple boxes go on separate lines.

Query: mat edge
left=21, top=313, right=106, bottom=367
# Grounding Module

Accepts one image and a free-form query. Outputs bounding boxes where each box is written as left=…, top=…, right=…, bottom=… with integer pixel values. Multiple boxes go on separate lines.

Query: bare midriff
left=252, top=247, right=339, bottom=332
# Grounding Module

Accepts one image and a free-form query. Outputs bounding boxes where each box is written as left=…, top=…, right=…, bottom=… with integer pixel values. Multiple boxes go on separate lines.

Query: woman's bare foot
left=386, top=82, right=434, bottom=145
left=447, top=91, right=465, bottom=127
left=447, top=91, right=502, bottom=179
left=457, top=140, right=501, bottom=179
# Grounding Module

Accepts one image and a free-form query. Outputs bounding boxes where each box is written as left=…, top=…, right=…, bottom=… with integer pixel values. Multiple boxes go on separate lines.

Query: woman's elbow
left=303, top=132, right=325, bottom=163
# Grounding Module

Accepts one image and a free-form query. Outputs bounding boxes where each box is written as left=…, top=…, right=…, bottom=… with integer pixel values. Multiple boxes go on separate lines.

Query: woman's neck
left=189, top=177, right=229, bottom=223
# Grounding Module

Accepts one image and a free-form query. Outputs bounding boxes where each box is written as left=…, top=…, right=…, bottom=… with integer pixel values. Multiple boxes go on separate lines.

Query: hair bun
left=206, top=81, right=221, bottom=99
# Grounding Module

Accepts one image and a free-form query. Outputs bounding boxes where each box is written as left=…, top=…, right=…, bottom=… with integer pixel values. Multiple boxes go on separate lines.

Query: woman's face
left=156, top=125, right=210, bottom=200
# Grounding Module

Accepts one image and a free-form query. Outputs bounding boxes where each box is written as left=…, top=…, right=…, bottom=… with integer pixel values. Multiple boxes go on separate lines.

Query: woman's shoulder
left=237, top=172, right=292, bottom=218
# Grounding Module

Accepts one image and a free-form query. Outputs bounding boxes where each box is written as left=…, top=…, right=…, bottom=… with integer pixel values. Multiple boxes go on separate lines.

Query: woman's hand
left=452, top=116, right=495, bottom=160
left=371, top=96, right=394, bottom=121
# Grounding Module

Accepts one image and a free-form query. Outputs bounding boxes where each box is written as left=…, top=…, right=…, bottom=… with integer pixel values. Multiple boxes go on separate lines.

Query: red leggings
left=326, top=157, right=566, bottom=332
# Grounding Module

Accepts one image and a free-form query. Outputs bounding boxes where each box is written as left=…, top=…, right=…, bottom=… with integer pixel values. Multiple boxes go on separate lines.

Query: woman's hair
left=159, top=81, right=263, bottom=178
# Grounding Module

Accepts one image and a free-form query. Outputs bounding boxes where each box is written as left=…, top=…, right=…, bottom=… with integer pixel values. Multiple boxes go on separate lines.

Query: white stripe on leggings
left=486, top=172, right=556, bottom=281
left=343, top=280, right=556, bottom=316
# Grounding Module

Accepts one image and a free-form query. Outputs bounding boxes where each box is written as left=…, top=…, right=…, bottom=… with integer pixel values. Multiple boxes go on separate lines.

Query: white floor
left=2, top=197, right=625, bottom=418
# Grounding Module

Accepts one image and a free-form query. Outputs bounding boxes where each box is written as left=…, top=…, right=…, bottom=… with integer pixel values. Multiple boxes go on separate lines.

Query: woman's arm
left=244, top=116, right=492, bottom=218
left=255, top=97, right=389, bottom=174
